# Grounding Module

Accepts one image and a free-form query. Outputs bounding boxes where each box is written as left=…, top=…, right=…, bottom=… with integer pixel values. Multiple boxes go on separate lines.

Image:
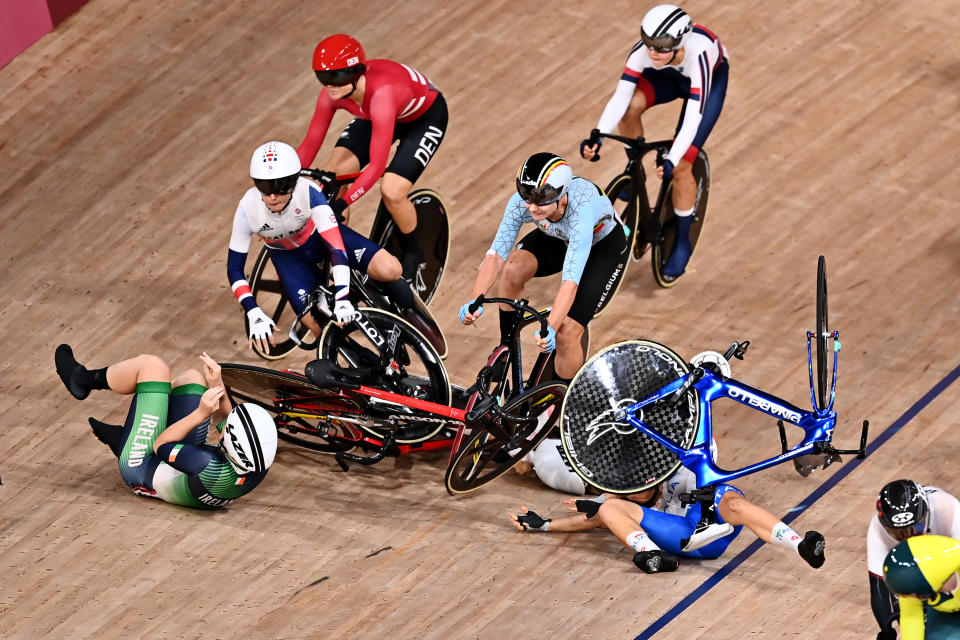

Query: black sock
left=379, top=278, right=414, bottom=309
left=77, top=367, right=110, bottom=391
left=397, top=228, right=421, bottom=255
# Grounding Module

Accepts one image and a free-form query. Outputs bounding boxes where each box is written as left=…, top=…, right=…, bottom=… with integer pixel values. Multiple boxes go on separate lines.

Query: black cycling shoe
left=633, top=550, right=680, bottom=574
left=55, top=344, right=91, bottom=400
left=89, top=417, right=123, bottom=457
left=798, top=530, right=826, bottom=569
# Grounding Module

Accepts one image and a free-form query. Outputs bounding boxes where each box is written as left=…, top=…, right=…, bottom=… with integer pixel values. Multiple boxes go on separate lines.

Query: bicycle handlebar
left=300, top=168, right=364, bottom=198
left=587, top=129, right=670, bottom=164
left=470, top=294, right=549, bottom=338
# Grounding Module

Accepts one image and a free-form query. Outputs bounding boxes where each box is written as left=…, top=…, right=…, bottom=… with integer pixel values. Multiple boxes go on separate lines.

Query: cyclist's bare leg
left=380, top=173, right=416, bottom=234
left=298, top=313, right=324, bottom=340
left=715, top=491, right=779, bottom=541
left=105, top=354, right=171, bottom=394
left=367, top=248, right=403, bottom=282
left=171, top=369, right=204, bottom=388
left=617, top=88, right=650, bottom=139
left=596, top=497, right=648, bottom=550
left=554, top=317, right=586, bottom=379
left=717, top=492, right=823, bottom=566
left=670, top=159, right=696, bottom=210
left=496, top=249, right=537, bottom=301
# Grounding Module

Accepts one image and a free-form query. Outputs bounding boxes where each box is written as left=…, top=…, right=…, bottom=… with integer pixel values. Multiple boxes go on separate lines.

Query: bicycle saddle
left=305, top=359, right=372, bottom=389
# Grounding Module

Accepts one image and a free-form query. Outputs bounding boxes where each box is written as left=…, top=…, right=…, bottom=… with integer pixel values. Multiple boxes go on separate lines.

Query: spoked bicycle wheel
left=815, top=255, right=829, bottom=411
left=220, top=364, right=361, bottom=453
left=444, top=381, right=566, bottom=495
left=652, top=150, right=711, bottom=288
left=319, top=308, right=451, bottom=444
left=373, top=189, right=450, bottom=305
left=594, top=174, right=637, bottom=317
left=246, top=246, right=310, bottom=361
left=559, top=339, right=699, bottom=494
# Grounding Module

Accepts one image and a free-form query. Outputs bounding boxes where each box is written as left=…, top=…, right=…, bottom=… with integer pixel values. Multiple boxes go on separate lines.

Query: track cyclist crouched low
left=298, top=33, right=448, bottom=280
left=228, top=141, right=417, bottom=354
left=55, top=345, right=276, bottom=509
left=868, top=480, right=960, bottom=639
left=884, top=535, right=960, bottom=640
left=459, top=153, right=629, bottom=382
left=581, top=3, right=728, bottom=279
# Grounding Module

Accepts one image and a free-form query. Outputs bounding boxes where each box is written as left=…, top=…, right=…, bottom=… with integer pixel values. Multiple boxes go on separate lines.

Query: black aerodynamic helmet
left=877, top=479, right=929, bottom=531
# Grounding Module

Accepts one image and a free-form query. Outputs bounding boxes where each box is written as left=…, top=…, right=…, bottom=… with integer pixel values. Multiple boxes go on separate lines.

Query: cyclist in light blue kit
left=458, top=152, right=629, bottom=381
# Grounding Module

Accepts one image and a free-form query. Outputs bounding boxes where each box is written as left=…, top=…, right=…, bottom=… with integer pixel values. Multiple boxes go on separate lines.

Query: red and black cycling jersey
left=297, top=59, right=440, bottom=207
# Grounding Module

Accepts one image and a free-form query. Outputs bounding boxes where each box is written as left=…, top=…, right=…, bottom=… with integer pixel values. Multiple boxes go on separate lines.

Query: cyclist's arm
left=547, top=281, right=578, bottom=330
left=897, top=596, right=924, bottom=640
left=470, top=252, right=505, bottom=299
left=227, top=204, right=257, bottom=312
left=597, top=50, right=648, bottom=134
left=154, top=442, right=219, bottom=475
left=548, top=512, right=605, bottom=532
left=340, top=89, right=397, bottom=206
left=153, top=407, right=215, bottom=453
left=308, top=185, right=351, bottom=301
left=666, top=46, right=720, bottom=166
left=297, top=93, right=337, bottom=168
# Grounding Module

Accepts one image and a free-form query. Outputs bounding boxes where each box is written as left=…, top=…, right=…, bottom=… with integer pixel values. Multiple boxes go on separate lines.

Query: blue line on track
left=633, top=362, right=960, bottom=640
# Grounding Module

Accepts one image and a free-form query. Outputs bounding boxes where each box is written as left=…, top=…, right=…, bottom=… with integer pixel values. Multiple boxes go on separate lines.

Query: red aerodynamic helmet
left=312, top=34, right=367, bottom=86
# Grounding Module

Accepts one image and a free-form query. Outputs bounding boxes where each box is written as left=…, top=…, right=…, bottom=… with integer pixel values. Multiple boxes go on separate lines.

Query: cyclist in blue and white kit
left=459, top=152, right=628, bottom=381
left=581, top=4, right=729, bottom=280
left=508, top=464, right=826, bottom=574
left=229, top=141, right=417, bottom=354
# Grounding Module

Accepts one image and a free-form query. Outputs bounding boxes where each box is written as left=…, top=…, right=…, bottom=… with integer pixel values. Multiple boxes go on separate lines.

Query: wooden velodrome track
left=2, top=0, right=958, bottom=637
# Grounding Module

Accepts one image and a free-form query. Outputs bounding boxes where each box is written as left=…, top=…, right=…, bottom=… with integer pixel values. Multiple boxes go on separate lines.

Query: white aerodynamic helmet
left=221, top=403, right=278, bottom=474
left=250, top=141, right=301, bottom=195
left=640, top=4, right=692, bottom=52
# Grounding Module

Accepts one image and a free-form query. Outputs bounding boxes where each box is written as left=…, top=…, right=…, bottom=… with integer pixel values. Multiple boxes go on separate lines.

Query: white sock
left=674, top=206, right=695, bottom=218
left=770, top=521, right=802, bottom=551
left=626, top=530, right=661, bottom=552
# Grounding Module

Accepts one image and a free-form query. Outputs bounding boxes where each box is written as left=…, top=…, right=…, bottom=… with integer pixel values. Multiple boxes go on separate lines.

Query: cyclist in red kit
left=298, top=34, right=448, bottom=280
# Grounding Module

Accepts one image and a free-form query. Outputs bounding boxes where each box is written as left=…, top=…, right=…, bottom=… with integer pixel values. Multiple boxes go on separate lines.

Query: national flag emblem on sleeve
left=168, top=444, right=182, bottom=463
left=235, top=476, right=246, bottom=486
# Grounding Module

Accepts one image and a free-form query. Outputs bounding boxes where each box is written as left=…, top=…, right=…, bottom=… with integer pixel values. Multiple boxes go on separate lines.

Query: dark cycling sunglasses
left=314, top=65, right=365, bottom=87
left=253, top=174, right=298, bottom=196
left=641, top=33, right=681, bottom=53
left=516, top=180, right=563, bottom=206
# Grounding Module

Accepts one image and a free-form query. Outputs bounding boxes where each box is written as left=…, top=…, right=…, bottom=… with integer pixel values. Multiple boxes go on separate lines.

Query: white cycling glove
left=333, top=300, right=360, bottom=324
left=246, top=307, right=276, bottom=341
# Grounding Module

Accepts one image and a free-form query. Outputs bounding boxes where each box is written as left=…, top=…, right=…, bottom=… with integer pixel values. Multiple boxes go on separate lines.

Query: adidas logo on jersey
left=354, top=248, right=366, bottom=261
left=258, top=223, right=273, bottom=232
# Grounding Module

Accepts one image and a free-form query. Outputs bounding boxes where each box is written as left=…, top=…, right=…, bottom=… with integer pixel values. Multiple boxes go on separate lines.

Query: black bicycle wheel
left=816, top=255, right=829, bottom=411
left=220, top=364, right=361, bottom=453
left=319, top=308, right=451, bottom=443
left=246, top=246, right=310, bottom=360
left=559, top=340, right=699, bottom=494
left=444, top=381, right=566, bottom=494
left=651, top=150, right=711, bottom=288
left=375, top=189, right=449, bottom=305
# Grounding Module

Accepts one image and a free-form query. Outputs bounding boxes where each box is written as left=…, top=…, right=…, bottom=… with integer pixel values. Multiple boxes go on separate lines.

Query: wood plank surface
left=1, top=0, right=958, bottom=638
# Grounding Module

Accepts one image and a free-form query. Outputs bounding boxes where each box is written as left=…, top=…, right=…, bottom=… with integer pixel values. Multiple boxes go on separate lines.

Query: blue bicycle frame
left=614, top=331, right=865, bottom=488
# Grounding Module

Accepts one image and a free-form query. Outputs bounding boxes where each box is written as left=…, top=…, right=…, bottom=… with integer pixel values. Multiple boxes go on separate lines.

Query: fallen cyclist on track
left=507, top=462, right=825, bottom=573
left=55, top=344, right=277, bottom=509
